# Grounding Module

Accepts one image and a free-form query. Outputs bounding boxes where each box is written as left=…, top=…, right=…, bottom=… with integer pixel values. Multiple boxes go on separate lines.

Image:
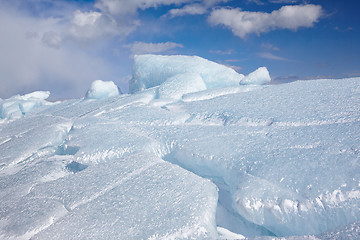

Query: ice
left=158, top=73, right=207, bottom=100
left=0, top=91, right=53, bottom=120
left=182, top=85, right=262, bottom=102
left=240, top=67, right=271, bottom=85
left=155, top=77, right=360, bottom=237
left=28, top=153, right=218, bottom=239
left=129, top=54, right=245, bottom=93
left=85, top=80, right=121, bottom=99
left=0, top=54, right=360, bottom=239
left=217, top=227, right=245, bottom=239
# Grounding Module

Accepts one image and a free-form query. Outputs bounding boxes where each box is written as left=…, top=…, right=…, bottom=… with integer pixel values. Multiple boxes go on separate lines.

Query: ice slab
left=8, top=153, right=218, bottom=240
left=0, top=91, right=53, bottom=120
left=85, top=80, right=120, bottom=99
left=241, top=67, right=271, bottom=85
left=58, top=119, right=166, bottom=164
left=0, top=115, right=72, bottom=171
left=158, top=72, right=207, bottom=100
left=129, top=54, right=245, bottom=93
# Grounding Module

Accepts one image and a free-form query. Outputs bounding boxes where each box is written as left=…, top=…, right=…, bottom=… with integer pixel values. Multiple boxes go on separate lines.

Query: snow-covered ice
left=0, top=55, right=360, bottom=239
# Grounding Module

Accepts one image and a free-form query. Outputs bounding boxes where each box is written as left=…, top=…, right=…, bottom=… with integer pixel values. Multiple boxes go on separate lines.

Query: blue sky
left=0, top=0, right=359, bottom=99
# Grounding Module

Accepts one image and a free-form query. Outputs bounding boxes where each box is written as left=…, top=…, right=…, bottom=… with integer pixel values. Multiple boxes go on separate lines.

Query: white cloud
left=69, top=0, right=196, bottom=42
left=164, top=0, right=228, bottom=18
left=127, top=41, right=183, bottom=55
left=67, top=10, right=132, bottom=42
left=94, top=0, right=193, bottom=16
left=269, top=0, right=299, bottom=3
left=261, top=43, right=280, bottom=51
left=209, top=49, right=234, bottom=55
left=258, top=52, right=288, bottom=61
left=208, top=4, right=323, bottom=38
left=247, top=0, right=265, bottom=5
left=167, top=4, right=207, bottom=17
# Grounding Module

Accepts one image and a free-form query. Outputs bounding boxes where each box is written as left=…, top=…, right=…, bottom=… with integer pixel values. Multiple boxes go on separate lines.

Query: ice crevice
left=158, top=141, right=274, bottom=238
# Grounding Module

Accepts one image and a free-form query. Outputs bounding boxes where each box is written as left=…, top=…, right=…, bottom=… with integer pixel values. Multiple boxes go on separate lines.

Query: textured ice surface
left=129, top=54, right=245, bottom=93
left=0, top=63, right=359, bottom=239
left=241, top=67, right=271, bottom=85
left=85, top=80, right=120, bottom=99
left=31, top=153, right=218, bottom=240
left=182, top=85, right=262, bottom=102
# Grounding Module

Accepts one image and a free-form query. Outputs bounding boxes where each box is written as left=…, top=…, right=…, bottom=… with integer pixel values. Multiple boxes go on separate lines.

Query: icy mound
left=85, top=80, right=120, bottom=99
left=0, top=91, right=52, bottom=120
left=129, top=54, right=245, bottom=93
left=241, top=67, right=271, bottom=85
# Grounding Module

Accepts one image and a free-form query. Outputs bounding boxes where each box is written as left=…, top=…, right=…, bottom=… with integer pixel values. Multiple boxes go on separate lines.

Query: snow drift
left=0, top=55, right=359, bottom=239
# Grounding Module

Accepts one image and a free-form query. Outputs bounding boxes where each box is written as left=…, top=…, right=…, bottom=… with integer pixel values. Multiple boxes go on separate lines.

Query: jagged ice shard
left=0, top=55, right=360, bottom=239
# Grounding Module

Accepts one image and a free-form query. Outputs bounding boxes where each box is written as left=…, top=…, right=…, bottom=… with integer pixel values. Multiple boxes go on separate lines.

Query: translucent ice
left=129, top=54, right=245, bottom=93
left=158, top=73, right=207, bottom=100
left=85, top=80, right=120, bottom=99
left=0, top=91, right=52, bottom=120
left=241, top=67, right=271, bottom=85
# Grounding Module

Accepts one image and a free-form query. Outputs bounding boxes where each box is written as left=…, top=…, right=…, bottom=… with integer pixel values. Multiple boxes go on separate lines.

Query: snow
left=85, top=80, right=120, bottom=99
left=0, top=55, right=360, bottom=239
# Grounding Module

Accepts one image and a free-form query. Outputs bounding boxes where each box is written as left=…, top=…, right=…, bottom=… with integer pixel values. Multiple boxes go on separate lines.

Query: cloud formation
left=167, top=4, right=207, bottom=17
left=269, top=0, right=299, bottom=3
left=0, top=5, right=118, bottom=99
left=165, top=0, right=228, bottom=18
left=258, top=52, right=289, bottom=61
left=127, top=42, right=184, bottom=55
left=67, top=10, right=132, bottom=43
left=208, top=4, right=323, bottom=38
left=209, top=49, right=234, bottom=55
left=94, top=0, right=192, bottom=16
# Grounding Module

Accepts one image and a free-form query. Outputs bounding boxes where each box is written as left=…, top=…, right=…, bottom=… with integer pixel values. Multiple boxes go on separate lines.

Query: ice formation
left=0, top=91, right=53, bottom=120
left=158, top=73, right=207, bottom=100
left=129, top=54, right=245, bottom=93
left=240, top=67, right=271, bottom=85
left=85, top=80, right=120, bottom=99
left=1, top=55, right=360, bottom=239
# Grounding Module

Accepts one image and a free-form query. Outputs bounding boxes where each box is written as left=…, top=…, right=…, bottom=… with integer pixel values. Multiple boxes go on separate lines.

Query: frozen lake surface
left=1, top=55, right=360, bottom=239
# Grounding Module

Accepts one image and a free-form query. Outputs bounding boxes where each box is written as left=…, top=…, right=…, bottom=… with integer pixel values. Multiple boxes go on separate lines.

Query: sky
left=0, top=0, right=359, bottom=100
